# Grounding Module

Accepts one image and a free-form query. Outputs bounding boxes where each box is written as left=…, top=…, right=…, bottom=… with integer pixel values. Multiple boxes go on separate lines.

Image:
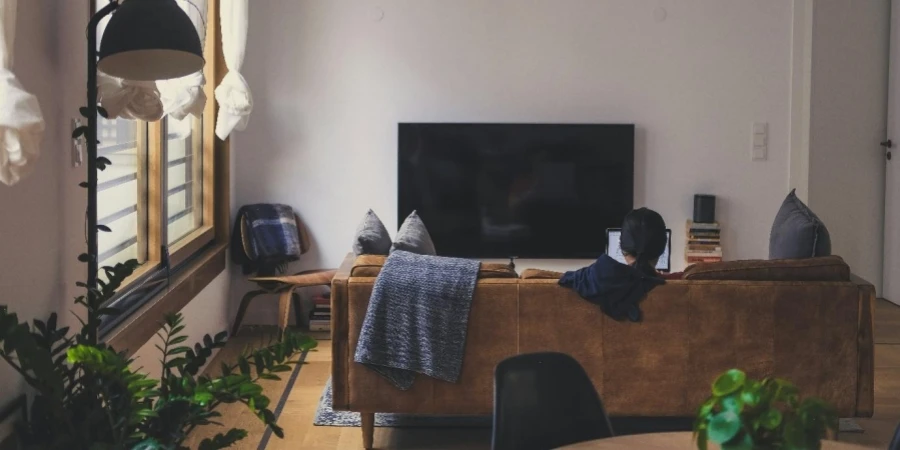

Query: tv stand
left=508, top=256, right=517, bottom=270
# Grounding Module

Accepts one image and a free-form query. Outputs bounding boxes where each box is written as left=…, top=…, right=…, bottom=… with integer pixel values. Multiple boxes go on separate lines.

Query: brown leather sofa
left=331, top=254, right=875, bottom=449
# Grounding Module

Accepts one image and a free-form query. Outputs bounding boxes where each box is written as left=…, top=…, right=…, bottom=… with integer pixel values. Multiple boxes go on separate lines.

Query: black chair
left=890, top=421, right=900, bottom=450
left=492, top=352, right=614, bottom=450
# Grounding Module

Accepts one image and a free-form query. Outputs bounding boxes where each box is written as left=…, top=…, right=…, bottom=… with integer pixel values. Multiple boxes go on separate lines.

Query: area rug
left=313, top=377, right=864, bottom=434
left=313, top=378, right=491, bottom=427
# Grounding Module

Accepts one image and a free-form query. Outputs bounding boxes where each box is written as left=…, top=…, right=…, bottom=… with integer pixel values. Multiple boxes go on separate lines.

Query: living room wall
left=0, top=1, right=233, bottom=439
left=232, top=0, right=796, bottom=323
left=0, top=0, right=63, bottom=437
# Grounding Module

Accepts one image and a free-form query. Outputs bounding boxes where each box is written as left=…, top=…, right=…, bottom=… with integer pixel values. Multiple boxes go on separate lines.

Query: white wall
left=232, top=0, right=795, bottom=322
left=806, top=0, right=889, bottom=291
left=0, top=0, right=232, bottom=439
left=0, top=0, right=65, bottom=435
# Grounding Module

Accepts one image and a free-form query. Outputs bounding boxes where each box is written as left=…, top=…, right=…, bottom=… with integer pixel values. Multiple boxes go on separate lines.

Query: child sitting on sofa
left=559, top=207, right=680, bottom=322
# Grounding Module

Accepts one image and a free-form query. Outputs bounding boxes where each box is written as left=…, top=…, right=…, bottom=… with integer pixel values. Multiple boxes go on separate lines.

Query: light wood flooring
left=185, top=300, right=900, bottom=449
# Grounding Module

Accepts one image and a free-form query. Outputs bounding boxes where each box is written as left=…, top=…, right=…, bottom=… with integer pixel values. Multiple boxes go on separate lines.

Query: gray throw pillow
left=392, top=211, right=437, bottom=255
left=769, top=189, right=831, bottom=259
left=352, top=210, right=392, bottom=256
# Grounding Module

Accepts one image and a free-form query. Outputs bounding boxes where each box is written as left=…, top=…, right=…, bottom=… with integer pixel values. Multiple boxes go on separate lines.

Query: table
left=557, top=432, right=873, bottom=449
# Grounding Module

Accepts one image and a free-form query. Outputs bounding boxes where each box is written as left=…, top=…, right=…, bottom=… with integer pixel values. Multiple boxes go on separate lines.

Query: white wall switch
left=752, top=122, right=768, bottom=161
left=752, top=144, right=767, bottom=161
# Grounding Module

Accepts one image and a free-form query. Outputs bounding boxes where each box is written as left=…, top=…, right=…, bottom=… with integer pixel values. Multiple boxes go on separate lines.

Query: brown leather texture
left=331, top=254, right=875, bottom=418
left=520, top=268, right=564, bottom=279
left=349, top=255, right=517, bottom=279
left=683, top=256, right=850, bottom=281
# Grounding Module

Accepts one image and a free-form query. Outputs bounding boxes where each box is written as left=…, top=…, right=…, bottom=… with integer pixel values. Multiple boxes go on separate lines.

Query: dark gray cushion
left=352, top=210, right=392, bottom=256
left=391, top=211, right=437, bottom=255
left=769, top=189, right=831, bottom=259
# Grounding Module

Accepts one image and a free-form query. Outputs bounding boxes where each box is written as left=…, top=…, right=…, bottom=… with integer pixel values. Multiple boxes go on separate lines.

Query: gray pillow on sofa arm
left=769, top=189, right=831, bottom=259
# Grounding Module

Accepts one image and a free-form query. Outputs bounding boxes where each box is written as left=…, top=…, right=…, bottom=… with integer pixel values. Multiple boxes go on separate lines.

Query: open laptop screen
left=606, top=228, right=672, bottom=272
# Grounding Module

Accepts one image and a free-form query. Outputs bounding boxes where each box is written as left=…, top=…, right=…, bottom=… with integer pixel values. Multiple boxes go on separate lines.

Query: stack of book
left=309, top=291, right=331, bottom=332
left=686, top=220, right=723, bottom=264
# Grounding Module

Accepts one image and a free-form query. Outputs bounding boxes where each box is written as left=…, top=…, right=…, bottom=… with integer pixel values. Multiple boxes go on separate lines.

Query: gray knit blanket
left=353, top=250, right=480, bottom=390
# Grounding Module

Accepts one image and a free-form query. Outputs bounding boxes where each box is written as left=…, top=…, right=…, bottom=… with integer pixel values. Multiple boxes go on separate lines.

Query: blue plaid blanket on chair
left=231, top=204, right=301, bottom=275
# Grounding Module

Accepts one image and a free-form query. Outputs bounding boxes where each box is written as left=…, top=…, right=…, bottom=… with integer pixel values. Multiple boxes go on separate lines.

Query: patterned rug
left=312, top=377, right=863, bottom=433
left=313, top=378, right=491, bottom=427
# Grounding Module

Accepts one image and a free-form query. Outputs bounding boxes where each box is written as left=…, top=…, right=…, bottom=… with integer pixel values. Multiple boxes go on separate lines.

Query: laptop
left=606, top=228, right=672, bottom=272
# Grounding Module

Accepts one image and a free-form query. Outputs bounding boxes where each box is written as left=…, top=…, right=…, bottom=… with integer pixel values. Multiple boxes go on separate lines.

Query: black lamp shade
left=98, top=0, right=204, bottom=81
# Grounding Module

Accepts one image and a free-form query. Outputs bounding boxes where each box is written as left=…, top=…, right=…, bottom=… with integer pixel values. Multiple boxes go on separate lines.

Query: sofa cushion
left=350, top=256, right=517, bottom=279
left=683, top=255, right=849, bottom=281
left=769, top=189, right=831, bottom=259
left=520, top=268, right=564, bottom=280
left=391, top=211, right=437, bottom=255
left=352, top=209, right=392, bottom=256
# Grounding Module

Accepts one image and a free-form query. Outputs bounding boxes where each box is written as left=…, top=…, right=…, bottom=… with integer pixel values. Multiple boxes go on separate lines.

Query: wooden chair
left=230, top=213, right=336, bottom=335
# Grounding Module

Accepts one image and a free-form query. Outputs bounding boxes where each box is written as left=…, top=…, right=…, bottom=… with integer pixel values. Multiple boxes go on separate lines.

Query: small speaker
left=693, top=194, right=716, bottom=223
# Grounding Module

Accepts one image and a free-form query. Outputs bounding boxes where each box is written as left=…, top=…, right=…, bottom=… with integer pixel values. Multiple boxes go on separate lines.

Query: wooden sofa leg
left=361, top=412, right=374, bottom=449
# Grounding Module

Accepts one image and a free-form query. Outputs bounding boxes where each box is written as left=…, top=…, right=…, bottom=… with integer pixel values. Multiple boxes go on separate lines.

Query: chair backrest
left=240, top=212, right=311, bottom=257
left=492, top=352, right=614, bottom=450
left=890, top=422, right=900, bottom=450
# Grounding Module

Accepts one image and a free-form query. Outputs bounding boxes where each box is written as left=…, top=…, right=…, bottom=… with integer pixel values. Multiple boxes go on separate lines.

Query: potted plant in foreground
left=693, top=369, right=838, bottom=450
left=0, top=259, right=316, bottom=449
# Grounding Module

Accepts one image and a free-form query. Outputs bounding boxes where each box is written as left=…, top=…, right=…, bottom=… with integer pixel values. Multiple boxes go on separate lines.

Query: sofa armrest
left=330, top=253, right=356, bottom=410
left=850, top=273, right=875, bottom=417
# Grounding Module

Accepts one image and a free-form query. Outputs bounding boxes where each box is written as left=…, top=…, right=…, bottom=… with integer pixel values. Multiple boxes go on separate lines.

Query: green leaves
left=759, top=408, right=783, bottom=430
left=3, top=297, right=315, bottom=449
left=707, top=410, right=742, bottom=444
left=693, top=368, right=837, bottom=450
left=712, top=369, right=746, bottom=396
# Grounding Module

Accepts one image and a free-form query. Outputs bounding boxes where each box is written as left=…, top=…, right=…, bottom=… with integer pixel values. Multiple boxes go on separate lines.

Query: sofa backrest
left=332, top=254, right=874, bottom=419
left=682, top=255, right=849, bottom=281
left=350, top=255, right=851, bottom=282
left=350, top=254, right=518, bottom=278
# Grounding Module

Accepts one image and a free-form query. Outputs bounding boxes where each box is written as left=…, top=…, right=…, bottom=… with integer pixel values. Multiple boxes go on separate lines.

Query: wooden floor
left=186, top=300, right=900, bottom=449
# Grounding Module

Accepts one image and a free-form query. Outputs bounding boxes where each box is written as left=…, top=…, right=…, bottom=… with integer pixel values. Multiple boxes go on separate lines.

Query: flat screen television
left=398, top=123, right=634, bottom=258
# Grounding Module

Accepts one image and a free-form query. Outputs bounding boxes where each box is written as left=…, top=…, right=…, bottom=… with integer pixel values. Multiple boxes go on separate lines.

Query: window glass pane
left=97, top=118, right=147, bottom=270
left=166, top=115, right=203, bottom=245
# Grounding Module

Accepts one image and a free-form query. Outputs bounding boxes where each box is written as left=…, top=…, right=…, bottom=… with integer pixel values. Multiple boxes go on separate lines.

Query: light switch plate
left=752, top=145, right=767, bottom=161
left=752, top=122, right=768, bottom=161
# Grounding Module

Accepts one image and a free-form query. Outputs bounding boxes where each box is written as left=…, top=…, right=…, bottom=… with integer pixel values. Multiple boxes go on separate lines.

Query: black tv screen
left=398, top=123, right=634, bottom=259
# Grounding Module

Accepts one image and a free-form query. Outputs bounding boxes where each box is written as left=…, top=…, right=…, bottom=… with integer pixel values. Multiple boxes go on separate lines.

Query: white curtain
left=98, top=74, right=165, bottom=121
left=215, top=0, right=252, bottom=140
left=158, top=0, right=208, bottom=121
left=0, top=0, right=45, bottom=186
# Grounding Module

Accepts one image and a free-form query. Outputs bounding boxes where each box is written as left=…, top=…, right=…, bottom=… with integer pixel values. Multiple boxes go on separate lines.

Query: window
left=94, top=0, right=219, bottom=333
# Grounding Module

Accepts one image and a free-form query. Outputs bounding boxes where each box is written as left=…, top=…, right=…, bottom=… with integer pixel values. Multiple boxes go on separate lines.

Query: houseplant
left=693, top=369, right=838, bottom=450
left=0, top=259, right=316, bottom=449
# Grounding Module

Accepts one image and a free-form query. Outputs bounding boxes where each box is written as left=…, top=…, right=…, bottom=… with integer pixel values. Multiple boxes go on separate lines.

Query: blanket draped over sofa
left=353, top=250, right=480, bottom=390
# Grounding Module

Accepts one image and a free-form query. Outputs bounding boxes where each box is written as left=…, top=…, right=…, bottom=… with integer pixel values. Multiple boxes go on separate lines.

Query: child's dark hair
left=620, top=207, right=667, bottom=276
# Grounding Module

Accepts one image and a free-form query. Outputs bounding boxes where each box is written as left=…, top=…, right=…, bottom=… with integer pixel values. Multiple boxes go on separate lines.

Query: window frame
left=95, top=0, right=230, bottom=354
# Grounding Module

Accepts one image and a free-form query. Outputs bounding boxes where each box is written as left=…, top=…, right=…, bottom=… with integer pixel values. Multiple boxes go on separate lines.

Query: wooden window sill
left=104, top=242, right=228, bottom=356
